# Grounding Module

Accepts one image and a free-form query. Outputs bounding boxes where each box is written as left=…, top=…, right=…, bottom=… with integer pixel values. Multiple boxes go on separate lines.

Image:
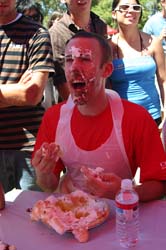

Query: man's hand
left=81, top=166, right=121, bottom=199
left=32, top=142, right=62, bottom=173
left=32, top=142, right=62, bottom=192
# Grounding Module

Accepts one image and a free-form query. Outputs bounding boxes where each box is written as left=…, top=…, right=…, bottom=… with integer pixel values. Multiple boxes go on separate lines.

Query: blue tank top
left=110, top=56, right=161, bottom=119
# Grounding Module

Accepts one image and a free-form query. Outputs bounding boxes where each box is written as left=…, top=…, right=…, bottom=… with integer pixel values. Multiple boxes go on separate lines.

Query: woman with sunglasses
left=109, top=0, right=166, bottom=127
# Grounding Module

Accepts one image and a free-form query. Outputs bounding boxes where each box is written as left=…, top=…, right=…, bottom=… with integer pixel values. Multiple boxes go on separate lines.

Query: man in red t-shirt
left=32, top=31, right=166, bottom=202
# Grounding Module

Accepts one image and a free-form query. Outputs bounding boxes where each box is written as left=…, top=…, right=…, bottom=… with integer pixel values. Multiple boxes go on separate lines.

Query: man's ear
left=102, top=62, right=114, bottom=78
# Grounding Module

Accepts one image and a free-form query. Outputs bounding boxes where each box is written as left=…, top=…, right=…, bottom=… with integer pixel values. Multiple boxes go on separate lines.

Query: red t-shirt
left=33, top=99, right=166, bottom=182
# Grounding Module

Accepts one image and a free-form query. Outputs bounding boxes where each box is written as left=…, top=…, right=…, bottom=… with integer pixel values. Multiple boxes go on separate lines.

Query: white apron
left=55, top=89, right=133, bottom=193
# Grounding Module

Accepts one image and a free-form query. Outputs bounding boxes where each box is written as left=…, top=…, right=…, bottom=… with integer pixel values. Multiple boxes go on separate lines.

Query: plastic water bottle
left=115, top=179, right=139, bottom=248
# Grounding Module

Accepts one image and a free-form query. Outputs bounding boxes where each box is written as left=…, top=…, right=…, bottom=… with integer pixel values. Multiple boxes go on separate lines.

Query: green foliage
left=35, top=0, right=66, bottom=27
left=92, top=0, right=112, bottom=26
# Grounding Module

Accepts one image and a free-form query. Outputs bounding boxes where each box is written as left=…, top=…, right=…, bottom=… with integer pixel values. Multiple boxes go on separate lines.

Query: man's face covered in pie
left=65, top=37, right=104, bottom=105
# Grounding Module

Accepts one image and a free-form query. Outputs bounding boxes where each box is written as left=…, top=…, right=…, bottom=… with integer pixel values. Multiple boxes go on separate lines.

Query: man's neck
left=77, top=91, right=109, bottom=117
left=70, top=11, right=91, bottom=30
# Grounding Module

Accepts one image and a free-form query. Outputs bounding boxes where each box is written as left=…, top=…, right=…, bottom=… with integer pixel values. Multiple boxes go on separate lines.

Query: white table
left=1, top=190, right=166, bottom=250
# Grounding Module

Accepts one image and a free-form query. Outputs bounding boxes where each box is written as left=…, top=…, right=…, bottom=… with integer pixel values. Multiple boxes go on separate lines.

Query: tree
left=35, top=0, right=66, bottom=26
left=92, top=0, right=112, bottom=26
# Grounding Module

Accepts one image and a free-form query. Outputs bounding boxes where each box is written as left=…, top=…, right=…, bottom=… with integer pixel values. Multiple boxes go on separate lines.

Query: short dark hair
left=16, top=0, right=44, bottom=23
left=66, top=31, right=112, bottom=67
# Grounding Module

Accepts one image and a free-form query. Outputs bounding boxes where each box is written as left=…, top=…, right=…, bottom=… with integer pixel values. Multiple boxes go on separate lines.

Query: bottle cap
left=121, top=179, right=132, bottom=190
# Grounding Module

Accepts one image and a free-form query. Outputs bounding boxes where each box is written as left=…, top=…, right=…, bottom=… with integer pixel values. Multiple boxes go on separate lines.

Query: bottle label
left=116, top=202, right=139, bottom=222
left=116, top=201, right=138, bottom=210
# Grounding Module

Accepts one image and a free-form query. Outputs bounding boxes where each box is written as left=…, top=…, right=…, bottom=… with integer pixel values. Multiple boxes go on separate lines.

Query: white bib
left=55, top=89, right=132, bottom=193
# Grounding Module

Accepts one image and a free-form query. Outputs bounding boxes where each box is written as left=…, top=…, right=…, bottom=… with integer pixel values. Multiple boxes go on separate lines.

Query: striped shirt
left=0, top=15, right=54, bottom=151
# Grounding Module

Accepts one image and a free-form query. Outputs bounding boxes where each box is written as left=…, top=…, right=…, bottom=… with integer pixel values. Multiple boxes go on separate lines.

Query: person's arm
left=0, top=24, right=54, bottom=108
left=152, top=36, right=166, bottom=120
left=82, top=103, right=166, bottom=201
left=135, top=181, right=165, bottom=202
left=0, top=70, right=48, bottom=108
left=159, top=27, right=166, bottom=42
left=80, top=169, right=165, bottom=201
left=31, top=103, right=64, bottom=192
left=35, top=168, right=60, bottom=192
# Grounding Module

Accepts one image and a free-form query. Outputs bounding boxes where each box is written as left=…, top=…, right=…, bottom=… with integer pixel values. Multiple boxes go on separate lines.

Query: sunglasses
left=115, top=4, right=142, bottom=12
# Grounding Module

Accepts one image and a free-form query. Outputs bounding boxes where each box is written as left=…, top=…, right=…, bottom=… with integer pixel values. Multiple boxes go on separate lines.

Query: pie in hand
left=81, top=166, right=105, bottom=181
left=30, top=190, right=110, bottom=242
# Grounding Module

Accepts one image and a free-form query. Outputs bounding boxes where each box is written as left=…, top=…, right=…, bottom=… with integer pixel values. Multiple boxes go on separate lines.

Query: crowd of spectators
left=0, top=0, right=165, bottom=202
